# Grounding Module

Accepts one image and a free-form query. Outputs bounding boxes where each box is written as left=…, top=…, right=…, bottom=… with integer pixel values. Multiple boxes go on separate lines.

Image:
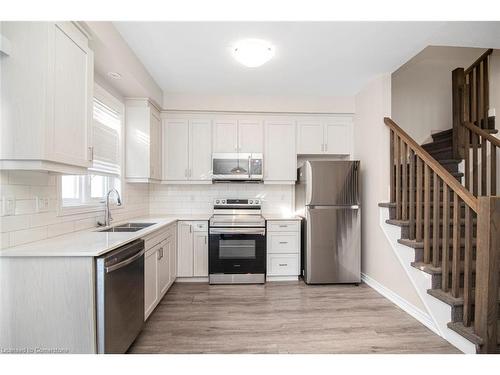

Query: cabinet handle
left=190, top=225, right=192, bottom=233
left=279, top=241, right=288, bottom=244
left=320, top=144, right=324, bottom=152
left=325, top=143, right=328, bottom=152
left=279, top=225, right=288, bottom=228
left=88, top=146, right=94, bottom=161
left=157, top=248, right=163, bottom=260
left=278, top=263, right=288, bottom=267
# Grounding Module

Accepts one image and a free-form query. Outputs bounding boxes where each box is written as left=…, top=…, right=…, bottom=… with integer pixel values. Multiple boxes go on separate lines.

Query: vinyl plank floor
left=128, top=281, right=461, bottom=354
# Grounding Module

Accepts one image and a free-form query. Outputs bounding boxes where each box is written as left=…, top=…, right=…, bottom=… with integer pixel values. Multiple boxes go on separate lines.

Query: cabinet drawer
left=267, top=254, right=299, bottom=276
left=180, top=220, right=208, bottom=232
left=267, top=233, right=299, bottom=253
left=267, top=220, right=300, bottom=232
left=144, top=223, right=176, bottom=250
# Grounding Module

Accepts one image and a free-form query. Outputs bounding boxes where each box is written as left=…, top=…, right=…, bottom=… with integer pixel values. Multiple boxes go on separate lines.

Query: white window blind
left=90, top=98, right=121, bottom=176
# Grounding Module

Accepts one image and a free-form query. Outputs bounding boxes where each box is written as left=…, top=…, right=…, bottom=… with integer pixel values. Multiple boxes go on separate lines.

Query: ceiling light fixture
left=232, top=39, right=275, bottom=68
left=107, top=71, right=122, bottom=80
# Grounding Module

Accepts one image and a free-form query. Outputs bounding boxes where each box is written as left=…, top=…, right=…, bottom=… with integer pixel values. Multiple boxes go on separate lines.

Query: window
left=59, top=85, right=123, bottom=212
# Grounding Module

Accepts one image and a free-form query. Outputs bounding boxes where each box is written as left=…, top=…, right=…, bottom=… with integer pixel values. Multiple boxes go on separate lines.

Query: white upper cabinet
left=238, top=120, right=263, bottom=153
left=264, top=120, right=297, bottom=183
left=297, top=117, right=353, bottom=155
left=213, top=119, right=263, bottom=153
left=189, top=120, right=213, bottom=181
left=164, top=119, right=189, bottom=181
left=297, top=120, right=324, bottom=154
left=213, top=119, right=238, bottom=152
left=0, top=22, right=94, bottom=174
left=324, top=119, right=353, bottom=155
left=163, top=116, right=212, bottom=183
left=125, top=98, right=162, bottom=183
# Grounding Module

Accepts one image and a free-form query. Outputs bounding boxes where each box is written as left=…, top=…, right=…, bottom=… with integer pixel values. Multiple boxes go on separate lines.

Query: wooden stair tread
left=427, top=288, right=500, bottom=307
left=411, top=261, right=476, bottom=275
left=447, top=321, right=500, bottom=348
left=398, top=238, right=476, bottom=249
left=386, top=218, right=476, bottom=227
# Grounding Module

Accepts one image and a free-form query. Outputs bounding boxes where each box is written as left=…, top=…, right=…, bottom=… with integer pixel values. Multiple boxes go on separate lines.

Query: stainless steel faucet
left=98, top=188, right=122, bottom=227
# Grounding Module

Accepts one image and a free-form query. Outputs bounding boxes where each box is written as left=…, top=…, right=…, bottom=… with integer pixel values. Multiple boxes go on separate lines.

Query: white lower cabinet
left=144, top=223, right=176, bottom=320
left=266, top=219, right=301, bottom=280
left=144, top=244, right=159, bottom=319
left=177, top=221, right=209, bottom=279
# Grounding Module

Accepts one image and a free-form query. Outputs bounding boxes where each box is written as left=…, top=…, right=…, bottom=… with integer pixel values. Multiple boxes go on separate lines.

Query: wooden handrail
left=464, top=48, right=493, bottom=75
left=464, top=121, right=500, bottom=147
left=384, top=117, right=478, bottom=212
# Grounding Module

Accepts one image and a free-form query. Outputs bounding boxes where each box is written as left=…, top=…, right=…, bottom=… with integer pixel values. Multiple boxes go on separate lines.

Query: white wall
left=163, top=93, right=355, bottom=114
left=392, top=46, right=485, bottom=144
left=353, top=74, right=425, bottom=310
left=0, top=171, right=149, bottom=248
left=149, top=184, right=294, bottom=217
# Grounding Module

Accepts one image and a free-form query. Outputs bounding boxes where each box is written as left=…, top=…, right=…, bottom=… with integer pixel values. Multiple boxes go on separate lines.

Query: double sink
left=96, top=222, right=156, bottom=233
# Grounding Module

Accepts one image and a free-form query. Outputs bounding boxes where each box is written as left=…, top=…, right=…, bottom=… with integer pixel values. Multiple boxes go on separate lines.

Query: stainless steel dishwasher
left=95, top=239, right=145, bottom=354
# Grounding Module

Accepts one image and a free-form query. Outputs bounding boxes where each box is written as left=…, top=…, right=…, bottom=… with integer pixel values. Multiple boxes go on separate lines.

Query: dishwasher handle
left=105, top=249, right=145, bottom=273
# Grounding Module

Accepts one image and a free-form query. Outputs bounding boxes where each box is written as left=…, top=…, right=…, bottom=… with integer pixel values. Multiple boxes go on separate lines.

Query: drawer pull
left=279, top=225, right=288, bottom=228
left=279, top=241, right=288, bottom=244
left=278, top=263, right=288, bottom=267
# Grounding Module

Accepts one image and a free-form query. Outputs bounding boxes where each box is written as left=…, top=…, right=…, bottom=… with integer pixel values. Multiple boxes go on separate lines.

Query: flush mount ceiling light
left=107, top=71, right=122, bottom=80
left=232, top=39, right=275, bottom=68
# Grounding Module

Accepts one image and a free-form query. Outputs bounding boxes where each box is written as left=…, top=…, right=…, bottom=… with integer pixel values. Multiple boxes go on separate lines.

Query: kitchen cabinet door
left=164, top=119, right=189, bottom=181
left=150, top=110, right=162, bottom=180
left=168, top=234, right=177, bottom=285
left=193, top=232, right=208, bottom=277
left=157, top=241, right=170, bottom=297
left=213, top=120, right=238, bottom=152
left=145, top=246, right=159, bottom=319
left=264, top=121, right=296, bottom=182
left=297, top=121, right=324, bottom=154
left=50, top=22, right=93, bottom=168
left=177, top=222, right=193, bottom=277
left=189, top=120, right=212, bottom=180
left=238, top=120, right=263, bottom=153
left=324, top=121, right=352, bottom=155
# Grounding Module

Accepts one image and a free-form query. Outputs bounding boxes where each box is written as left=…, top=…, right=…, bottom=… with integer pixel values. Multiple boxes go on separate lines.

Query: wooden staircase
left=379, top=49, right=500, bottom=353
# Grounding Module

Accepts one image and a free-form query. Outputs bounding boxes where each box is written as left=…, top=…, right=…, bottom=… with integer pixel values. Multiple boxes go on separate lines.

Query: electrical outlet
left=1, top=197, right=15, bottom=216
left=35, top=197, right=50, bottom=213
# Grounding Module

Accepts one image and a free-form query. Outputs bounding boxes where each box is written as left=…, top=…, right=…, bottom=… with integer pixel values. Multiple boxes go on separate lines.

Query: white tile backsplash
left=0, top=170, right=294, bottom=249
left=149, top=183, right=294, bottom=216
left=0, top=171, right=149, bottom=249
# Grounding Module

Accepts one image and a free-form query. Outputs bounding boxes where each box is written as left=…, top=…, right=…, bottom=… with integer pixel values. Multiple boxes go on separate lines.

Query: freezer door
left=304, top=206, right=360, bottom=284
left=305, top=160, right=360, bottom=206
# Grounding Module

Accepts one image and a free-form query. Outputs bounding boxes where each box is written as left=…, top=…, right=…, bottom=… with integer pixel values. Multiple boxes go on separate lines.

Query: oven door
left=209, top=227, right=266, bottom=274
left=212, top=153, right=251, bottom=180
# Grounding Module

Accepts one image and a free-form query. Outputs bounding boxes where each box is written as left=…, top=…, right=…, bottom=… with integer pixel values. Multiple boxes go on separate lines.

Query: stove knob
left=249, top=200, right=253, bottom=204
left=216, top=200, right=220, bottom=204
left=255, top=200, right=259, bottom=204
left=222, top=200, right=226, bottom=204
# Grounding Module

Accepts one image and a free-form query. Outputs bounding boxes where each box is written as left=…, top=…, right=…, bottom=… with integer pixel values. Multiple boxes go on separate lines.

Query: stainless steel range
left=209, top=198, right=266, bottom=284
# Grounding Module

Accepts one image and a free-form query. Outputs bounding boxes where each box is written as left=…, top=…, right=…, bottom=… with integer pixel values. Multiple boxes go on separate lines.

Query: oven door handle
left=210, top=228, right=266, bottom=235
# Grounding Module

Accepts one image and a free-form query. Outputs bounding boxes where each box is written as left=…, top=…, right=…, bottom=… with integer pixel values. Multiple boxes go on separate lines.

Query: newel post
left=474, top=196, right=500, bottom=353
left=452, top=68, right=465, bottom=160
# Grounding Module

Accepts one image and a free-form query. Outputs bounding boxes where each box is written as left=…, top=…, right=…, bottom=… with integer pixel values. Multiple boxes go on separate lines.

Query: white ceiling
left=113, top=21, right=500, bottom=98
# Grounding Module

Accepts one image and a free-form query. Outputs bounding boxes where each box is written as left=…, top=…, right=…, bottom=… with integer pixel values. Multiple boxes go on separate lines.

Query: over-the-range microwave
left=212, top=153, right=263, bottom=182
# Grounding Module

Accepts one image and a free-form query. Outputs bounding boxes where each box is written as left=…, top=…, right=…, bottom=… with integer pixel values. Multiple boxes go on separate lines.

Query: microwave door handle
left=248, top=155, right=251, bottom=179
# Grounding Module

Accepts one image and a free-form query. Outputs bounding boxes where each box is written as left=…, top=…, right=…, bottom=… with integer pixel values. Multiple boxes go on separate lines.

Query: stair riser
left=431, top=131, right=453, bottom=143
left=398, top=224, right=476, bottom=239
left=388, top=206, right=467, bottom=220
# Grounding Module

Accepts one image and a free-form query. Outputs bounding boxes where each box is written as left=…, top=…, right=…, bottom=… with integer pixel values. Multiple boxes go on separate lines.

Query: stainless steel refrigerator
left=296, top=160, right=361, bottom=284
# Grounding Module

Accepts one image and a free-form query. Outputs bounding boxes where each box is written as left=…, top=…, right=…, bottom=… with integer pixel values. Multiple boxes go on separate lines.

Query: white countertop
left=0, top=215, right=211, bottom=258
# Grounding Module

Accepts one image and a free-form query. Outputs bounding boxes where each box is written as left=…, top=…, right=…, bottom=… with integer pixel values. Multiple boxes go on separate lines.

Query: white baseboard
left=361, top=272, right=438, bottom=335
